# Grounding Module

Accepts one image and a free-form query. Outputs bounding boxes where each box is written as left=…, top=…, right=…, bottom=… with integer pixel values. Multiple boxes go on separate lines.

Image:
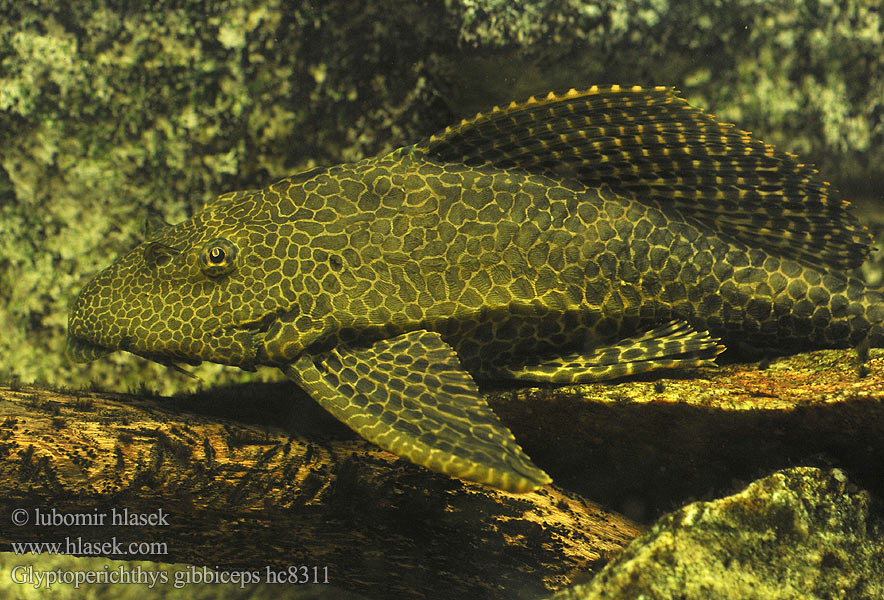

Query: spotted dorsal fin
left=418, top=85, right=872, bottom=270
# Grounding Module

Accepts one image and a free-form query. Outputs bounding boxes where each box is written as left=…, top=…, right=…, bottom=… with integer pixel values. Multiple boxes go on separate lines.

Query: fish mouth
left=66, top=331, right=205, bottom=379
left=65, top=309, right=278, bottom=368
left=65, top=332, right=114, bottom=363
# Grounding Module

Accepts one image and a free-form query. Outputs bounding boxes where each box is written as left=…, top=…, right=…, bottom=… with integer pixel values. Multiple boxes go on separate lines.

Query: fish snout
left=65, top=271, right=120, bottom=363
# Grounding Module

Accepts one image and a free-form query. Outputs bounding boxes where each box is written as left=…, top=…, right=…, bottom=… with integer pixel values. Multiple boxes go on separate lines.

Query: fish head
left=66, top=190, right=319, bottom=370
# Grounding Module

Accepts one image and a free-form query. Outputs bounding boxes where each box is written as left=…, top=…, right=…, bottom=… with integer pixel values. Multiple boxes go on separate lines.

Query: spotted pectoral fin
left=501, top=320, right=725, bottom=383
left=281, top=330, right=550, bottom=493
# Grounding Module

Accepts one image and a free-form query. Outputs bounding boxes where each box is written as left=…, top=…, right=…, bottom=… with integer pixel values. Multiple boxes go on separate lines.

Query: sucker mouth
left=65, top=333, right=113, bottom=363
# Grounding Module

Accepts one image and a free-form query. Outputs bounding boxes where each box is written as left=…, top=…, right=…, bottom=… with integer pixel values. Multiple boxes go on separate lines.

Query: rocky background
left=1, top=0, right=883, bottom=392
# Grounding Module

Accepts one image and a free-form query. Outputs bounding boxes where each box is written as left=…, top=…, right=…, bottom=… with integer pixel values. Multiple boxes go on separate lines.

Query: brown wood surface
left=0, top=382, right=640, bottom=599
left=489, top=347, right=884, bottom=523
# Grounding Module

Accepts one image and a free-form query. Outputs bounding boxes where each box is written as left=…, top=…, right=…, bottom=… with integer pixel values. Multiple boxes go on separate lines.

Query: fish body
left=67, top=86, right=884, bottom=492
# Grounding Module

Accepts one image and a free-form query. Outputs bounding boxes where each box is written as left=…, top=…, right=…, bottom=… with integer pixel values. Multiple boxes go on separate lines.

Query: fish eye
left=208, top=247, right=226, bottom=264
left=199, top=238, right=238, bottom=278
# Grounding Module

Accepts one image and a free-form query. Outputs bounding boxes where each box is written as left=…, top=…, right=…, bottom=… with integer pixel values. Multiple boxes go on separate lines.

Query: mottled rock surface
left=551, top=467, right=884, bottom=600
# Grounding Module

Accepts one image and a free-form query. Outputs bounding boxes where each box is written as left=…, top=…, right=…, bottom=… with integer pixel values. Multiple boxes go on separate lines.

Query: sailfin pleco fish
left=67, top=86, right=883, bottom=492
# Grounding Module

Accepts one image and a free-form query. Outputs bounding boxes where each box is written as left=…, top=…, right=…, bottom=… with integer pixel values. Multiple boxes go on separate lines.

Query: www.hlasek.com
left=9, top=565, right=331, bottom=590
left=12, top=537, right=168, bottom=557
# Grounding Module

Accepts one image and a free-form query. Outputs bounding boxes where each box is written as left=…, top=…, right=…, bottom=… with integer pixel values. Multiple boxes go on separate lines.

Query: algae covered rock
left=551, top=467, right=884, bottom=600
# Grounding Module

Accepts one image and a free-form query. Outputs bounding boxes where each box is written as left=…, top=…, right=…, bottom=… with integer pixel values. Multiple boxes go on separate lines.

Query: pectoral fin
left=502, top=320, right=725, bottom=383
left=282, top=330, right=550, bottom=493
left=65, top=332, right=112, bottom=363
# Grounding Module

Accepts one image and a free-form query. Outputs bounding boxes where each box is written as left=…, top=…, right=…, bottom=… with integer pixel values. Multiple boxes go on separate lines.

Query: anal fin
left=502, top=320, right=725, bottom=383
left=282, top=330, right=550, bottom=493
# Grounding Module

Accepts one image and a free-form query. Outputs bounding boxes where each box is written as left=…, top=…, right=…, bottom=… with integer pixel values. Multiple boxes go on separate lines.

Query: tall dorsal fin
left=417, top=85, right=872, bottom=270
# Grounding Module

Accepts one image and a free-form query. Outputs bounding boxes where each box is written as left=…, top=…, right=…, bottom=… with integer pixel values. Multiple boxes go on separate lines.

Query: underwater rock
left=550, top=466, right=884, bottom=600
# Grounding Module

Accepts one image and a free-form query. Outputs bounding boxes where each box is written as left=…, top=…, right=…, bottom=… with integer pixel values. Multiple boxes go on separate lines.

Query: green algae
left=552, top=467, right=884, bottom=599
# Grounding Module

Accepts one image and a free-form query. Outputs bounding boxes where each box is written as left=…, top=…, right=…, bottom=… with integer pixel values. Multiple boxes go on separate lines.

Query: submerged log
left=490, top=347, right=884, bottom=523
left=0, top=382, right=639, bottom=599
